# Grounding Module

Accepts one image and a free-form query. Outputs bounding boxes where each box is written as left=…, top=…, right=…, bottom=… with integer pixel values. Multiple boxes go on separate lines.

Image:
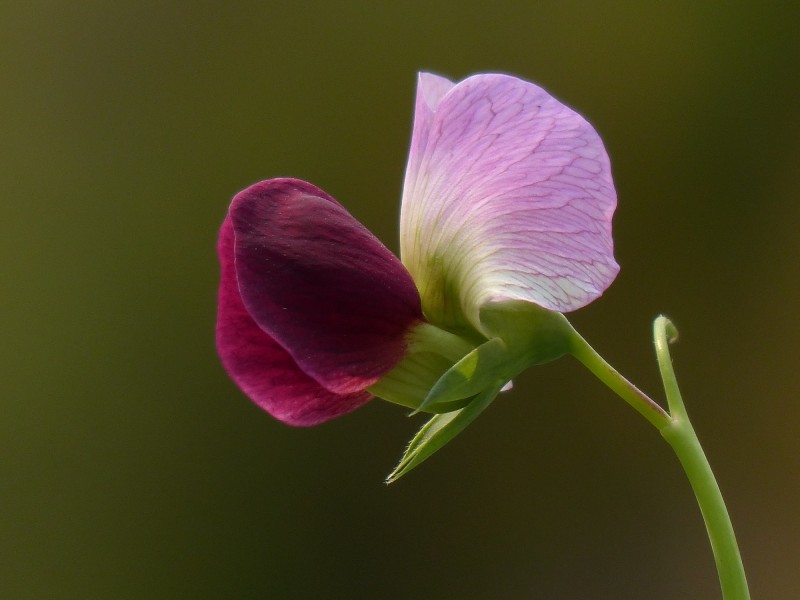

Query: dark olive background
left=2, top=2, right=798, bottom=599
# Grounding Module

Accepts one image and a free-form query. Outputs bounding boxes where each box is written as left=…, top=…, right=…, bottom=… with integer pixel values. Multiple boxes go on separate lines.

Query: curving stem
left=568, top=316, right=750, bottom=600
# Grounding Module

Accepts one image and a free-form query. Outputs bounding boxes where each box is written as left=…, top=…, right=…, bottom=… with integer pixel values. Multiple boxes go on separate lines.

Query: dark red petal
left=216, top=216, right=371, bottom=426
left=230, top=178, right=423, bottom=394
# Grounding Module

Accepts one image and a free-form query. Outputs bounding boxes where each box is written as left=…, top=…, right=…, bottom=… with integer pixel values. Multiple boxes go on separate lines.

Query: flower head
left=216, top=72, right=618, bottom=442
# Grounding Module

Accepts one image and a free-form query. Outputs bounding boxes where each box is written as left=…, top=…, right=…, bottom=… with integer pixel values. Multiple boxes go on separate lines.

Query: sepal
left=413, top=337, right=515, bottom=414
left=385, top=302, right=579, bottom=479
left=412, top=302, right=575, bottom=415
left=386, top=382, right=503, bottom=484
left=367, top=322, right=476, bottom=413
left=479, top=300, right=574, bottom=364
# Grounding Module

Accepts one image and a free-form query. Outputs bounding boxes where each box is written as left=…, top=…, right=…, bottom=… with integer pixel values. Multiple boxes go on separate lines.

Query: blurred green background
left=2, top=1, right=798, bottom=598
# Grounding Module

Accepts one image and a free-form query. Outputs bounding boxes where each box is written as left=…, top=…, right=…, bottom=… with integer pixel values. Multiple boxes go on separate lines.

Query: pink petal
left=216, top=216, right=370, bottom=426
left=400, top=73, right=619, bottom=331
left=229, top=178, right=423, bottom=395
left=404, top=73, right=455, bottom=203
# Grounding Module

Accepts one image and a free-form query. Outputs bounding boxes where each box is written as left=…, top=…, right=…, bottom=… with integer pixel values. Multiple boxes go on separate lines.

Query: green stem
left=569, top=329, right=671, bottom=429
left=654, top=316, right=750, bottom=600
left=568, top=318, right=750, bottom=600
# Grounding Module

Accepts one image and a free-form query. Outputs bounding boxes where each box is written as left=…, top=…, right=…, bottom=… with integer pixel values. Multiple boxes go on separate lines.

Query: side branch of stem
left=653, top=316, right=750, bottom=600
left=568, top=330, right=671, bottom=429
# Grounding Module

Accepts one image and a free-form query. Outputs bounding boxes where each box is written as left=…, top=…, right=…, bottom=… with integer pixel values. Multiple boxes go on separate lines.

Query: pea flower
left=216, top=72, right=618, bottom=476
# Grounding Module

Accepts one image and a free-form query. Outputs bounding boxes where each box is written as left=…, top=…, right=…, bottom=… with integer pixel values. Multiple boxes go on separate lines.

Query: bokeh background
left=2, top=1, right=798, bottom=598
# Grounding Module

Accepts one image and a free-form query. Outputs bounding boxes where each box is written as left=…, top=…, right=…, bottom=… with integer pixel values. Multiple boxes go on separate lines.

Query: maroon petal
left=229, top=178, right=423, bottom=395
left=217, top=216, right=371, bottom=426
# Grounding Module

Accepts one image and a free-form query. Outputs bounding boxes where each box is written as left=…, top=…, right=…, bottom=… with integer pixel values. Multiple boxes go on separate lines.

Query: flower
left=216, top=72, right=618, bottom=432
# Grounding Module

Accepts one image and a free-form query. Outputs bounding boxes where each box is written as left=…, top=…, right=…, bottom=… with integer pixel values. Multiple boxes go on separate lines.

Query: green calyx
left=367, top=322, right=476, bottom=413
left=374, top=301, right=576, bottom=482
left=412, top=302, right=572, bottom=414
